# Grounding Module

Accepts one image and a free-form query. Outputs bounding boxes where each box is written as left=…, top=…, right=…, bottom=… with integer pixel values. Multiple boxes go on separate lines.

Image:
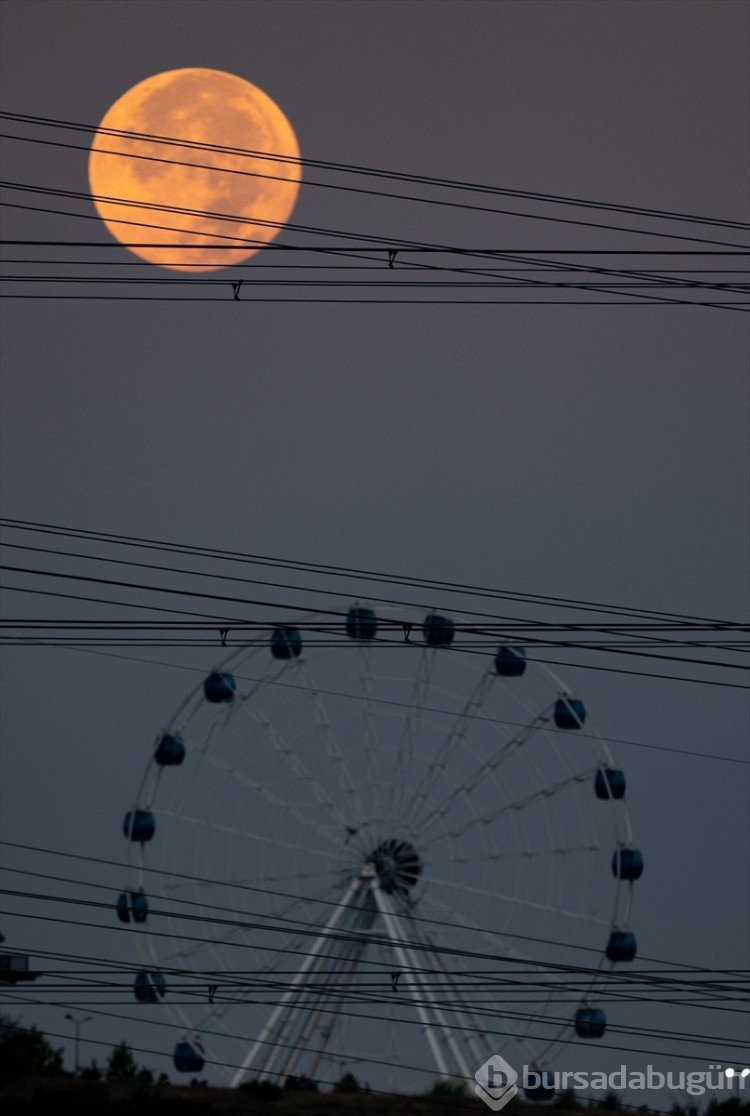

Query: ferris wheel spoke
left=243, top=684, right=351, bottom=834
left=417, top=891, right=536, bottom=966
left=166, top=876, right=350, bottom=962
left=416, top=892, right=601, bottom=1063
left=391, top=646, right=437, bottom=824
left=154, top=806, right=337, bottom=864
left=205, top=753, right=341, bottom=846
left=296, top=659, right=370, bottom=827
left=414, top=893, right=558, bottom=1061
left=443, top=843, right=603, bottom=868
left=404, top=670, right=495, bottom=831
left=428, top=874, right=611, bottom=927
left=425, top=768, right=598, bottom=851
left=152, top=865, right=342, bottom=936
left=354, top=642, right=381, bottom=816
left=265, top=889, right=347, bottom=933
left=412, top=707, right=554, bottom=839
left=229, top=866, right=342, bottom=890
left=151, top=876, right=363, bottom=995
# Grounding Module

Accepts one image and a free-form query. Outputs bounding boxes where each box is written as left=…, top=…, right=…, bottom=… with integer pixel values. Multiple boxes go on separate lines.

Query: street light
left=64, top=1013, right=92, bottom=1074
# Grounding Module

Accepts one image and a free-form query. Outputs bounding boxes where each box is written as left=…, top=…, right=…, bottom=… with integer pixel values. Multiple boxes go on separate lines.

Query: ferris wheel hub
left=368, top=838, right=421, bottom=895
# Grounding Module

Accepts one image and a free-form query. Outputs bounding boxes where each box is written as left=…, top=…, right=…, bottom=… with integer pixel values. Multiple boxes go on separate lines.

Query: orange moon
left=88, top=68, right=301, bottom=271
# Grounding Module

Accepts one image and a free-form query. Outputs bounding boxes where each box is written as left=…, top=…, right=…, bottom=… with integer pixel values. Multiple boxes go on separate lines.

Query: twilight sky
left=0, top=0, right=748, bottom=1100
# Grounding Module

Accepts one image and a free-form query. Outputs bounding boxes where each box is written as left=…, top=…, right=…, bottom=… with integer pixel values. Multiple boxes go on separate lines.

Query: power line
left=2, top=202, right=746, bottom=310
left=3, top=845, right=747, bottom=1089
left=4, top=626, right=748, bottom=697
left=6, top=905, right=747, bottom=1062
left=3, top=540, right=746, bottom=639
left=3, top=520, right=747, bottom=697
left=2, top=175, right=748, bottom=310
left=2, top=563, right=746, bottom=680
left=4, top=843, right=747, bottom=983
left=1, top=517, right=739, bottom=625
left=3, top=111, right=747, bottom=232
left=7, top=275, right=747, bottom=295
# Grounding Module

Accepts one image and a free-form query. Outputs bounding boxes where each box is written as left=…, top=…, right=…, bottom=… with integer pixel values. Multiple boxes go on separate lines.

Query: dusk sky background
left=0, top=0, right=748, bottom=1101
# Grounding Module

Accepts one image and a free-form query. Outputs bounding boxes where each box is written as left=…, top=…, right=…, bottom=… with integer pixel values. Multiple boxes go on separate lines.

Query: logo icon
left=475, top=1054, right=519, bottom=1111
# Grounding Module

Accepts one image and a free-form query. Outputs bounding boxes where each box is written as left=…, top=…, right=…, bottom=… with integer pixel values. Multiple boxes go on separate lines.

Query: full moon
left=88, top=68, right=301, bottom=271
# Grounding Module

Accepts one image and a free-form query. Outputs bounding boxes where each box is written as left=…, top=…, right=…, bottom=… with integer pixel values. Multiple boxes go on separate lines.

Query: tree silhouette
left=0, top=1015, right=64, bottom=1084
left=334, top=1071, right=361, bottom=1093
left=284, top=1073, right=318, bottom=1092
left=106, top=1041, right=139, bottom=1082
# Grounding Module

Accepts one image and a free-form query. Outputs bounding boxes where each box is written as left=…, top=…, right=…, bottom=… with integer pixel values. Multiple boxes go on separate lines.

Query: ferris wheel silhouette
left=118, top=605, right=642, bottom=1091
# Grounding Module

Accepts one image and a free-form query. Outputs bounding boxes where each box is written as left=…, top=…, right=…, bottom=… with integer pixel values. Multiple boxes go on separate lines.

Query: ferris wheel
left=117, top=605, right=642, bottom=1093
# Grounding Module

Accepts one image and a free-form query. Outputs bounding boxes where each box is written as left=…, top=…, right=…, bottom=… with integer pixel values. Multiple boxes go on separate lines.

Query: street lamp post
left=64, top=1013, right=92, bottom=1074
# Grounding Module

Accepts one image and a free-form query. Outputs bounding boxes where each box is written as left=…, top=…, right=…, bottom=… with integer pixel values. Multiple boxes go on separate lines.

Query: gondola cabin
left=271, top=627, right=303, bottom=659
left=203, top=672, right=236, bottom=703
left=173, top=1039, right=205, bottom=1074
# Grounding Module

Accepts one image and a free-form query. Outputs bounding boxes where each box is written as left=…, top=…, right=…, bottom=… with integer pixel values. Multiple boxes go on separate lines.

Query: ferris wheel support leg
left=398, top=910, right=474, bottom=1081
left=411, top=920, right=490, bottom=1069
left=370, top=875, right=461, bottom=1082
left=277, top=919, right=371, bottom=1082
left=229, top=871, right=373, bottom=1088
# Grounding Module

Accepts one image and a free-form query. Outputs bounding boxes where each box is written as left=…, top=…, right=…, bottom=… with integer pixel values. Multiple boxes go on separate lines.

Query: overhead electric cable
left=2, top=111, right=747, bottom=229
left=4, top=842, right=749, bottom=979
left=2, top=563, right=746, bottom=678
left=3, top=540, right=745, bottom=641
left=2, top=188, right=747, bottom=312
left=1, top=517, right=740, bottom=625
